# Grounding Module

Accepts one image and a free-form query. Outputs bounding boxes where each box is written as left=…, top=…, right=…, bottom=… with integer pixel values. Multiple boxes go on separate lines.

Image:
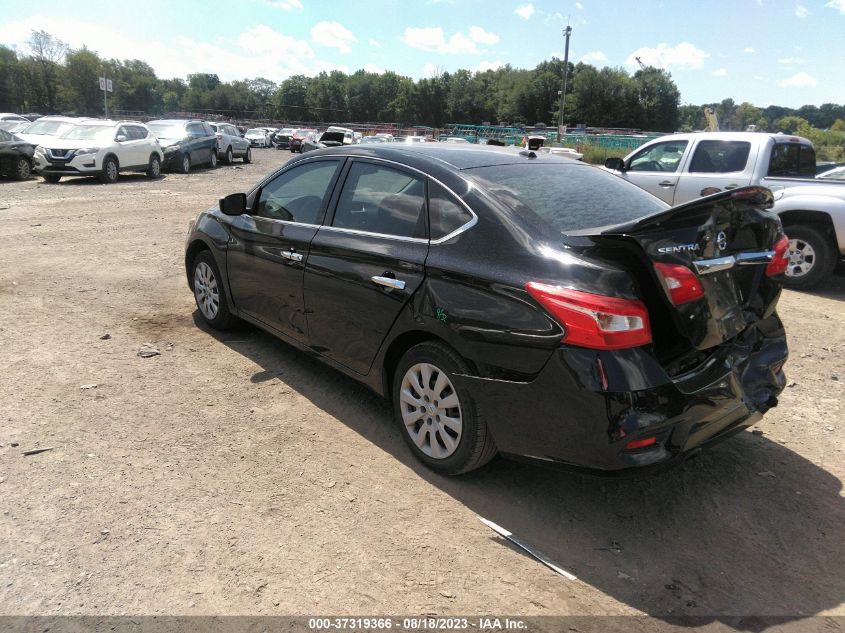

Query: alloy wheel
left=786, top=238, right=815, bottom=278
left=399, top=362, right=462, bottom=459
left=193, top=261, right=219, bottom=320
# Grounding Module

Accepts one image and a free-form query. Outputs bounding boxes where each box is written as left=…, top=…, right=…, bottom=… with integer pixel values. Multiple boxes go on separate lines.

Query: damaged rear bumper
left=451, top=314, right=788, bottom=473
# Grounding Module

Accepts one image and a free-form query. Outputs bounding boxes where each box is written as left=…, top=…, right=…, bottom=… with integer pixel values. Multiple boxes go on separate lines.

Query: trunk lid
left=567, top=187, right=786, bottom=355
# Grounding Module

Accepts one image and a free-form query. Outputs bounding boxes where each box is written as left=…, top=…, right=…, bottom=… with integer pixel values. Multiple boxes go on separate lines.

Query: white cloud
left=575, top=1, right=584, bottom=8
left=310, top=21, right=357, bottom=54
left=579, top=50, right=607, bottom=64
left=514, top=3, right=535, bottom=19
left=625, top=42, right=710, bottom=70
left=266, top=0, right=303, bottom=9
left=778, top=71, right=818, bottom=87
left=0, top=15, right=348, bottom=82
left=469, top=26, right=499, bottom=45
left=744, top=47, right=756, bottom=53
left=403, top=26, right=499, bottom=54
left=476, top=60, right=503, bottom=72
left=795, top=4, right=809, bottom=17
left=363, top=63, right=385, bottom=74
left=711, top=68, right=728, bottom=76
left=778, top=56, right=806, bottom=65
left=422, top=62, right=440, bottom=78
left=825, top=0, right=845, bottom=13
left=368, top=39, right=381, bottom=48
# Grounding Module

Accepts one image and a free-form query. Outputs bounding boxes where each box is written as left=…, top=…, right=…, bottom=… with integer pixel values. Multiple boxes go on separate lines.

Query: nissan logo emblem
left=716, top=231, right=728, bottom=251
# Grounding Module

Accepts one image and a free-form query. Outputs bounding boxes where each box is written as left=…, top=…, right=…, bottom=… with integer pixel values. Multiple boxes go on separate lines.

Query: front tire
left=191, top=251, right=236, bottom=330
left=225, top=147, right=233, bottom=164
left=14, top=157, right=31, bottom=180
left=783, top=224, right=837, bottom=290
left=209, top=151, right=218, bottom=168
left=99, top=156, right=118, bottom=184
left=43, top=174, right=61, bottom=183
left=178, top=154, right=191, bottom=174
left=393, top=341, right=496, bottom=475
left=146, top=154, right=161, bottom=179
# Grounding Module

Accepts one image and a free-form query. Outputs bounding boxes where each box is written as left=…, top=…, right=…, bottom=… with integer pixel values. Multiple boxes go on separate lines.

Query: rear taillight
left=626, top=436, right=657, bottom=450
left=653, top=263, right=705, bottom=305
left=525, top=282, right=652, bottom=350
left=766, top=235, right=790, bottom=277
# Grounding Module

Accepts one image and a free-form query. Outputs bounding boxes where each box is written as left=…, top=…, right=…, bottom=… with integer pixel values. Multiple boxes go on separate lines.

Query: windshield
left=466, top=163, right=667, bottom=233
left=147, top=123, right=185, bottom=139
left=246, top=129, right=264, bottom=135
left=24, top=120, right=76, bottom=136
left=60, top=125, right=116, bottom=142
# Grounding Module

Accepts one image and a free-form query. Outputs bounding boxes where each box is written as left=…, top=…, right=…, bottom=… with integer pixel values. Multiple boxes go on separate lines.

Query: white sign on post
left=99, top=77, right=106, bottom=90
left=106, top=79, right=113, bottom=93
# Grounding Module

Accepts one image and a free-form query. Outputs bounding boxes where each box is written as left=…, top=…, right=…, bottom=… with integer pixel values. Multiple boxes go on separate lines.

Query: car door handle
left=281, top=249, right=303, bottom=262
left=371, top=275, right=406, bottom=290
left=724, top=184, right=739, bottom=190
left=658, top=180, right=675, bottom=187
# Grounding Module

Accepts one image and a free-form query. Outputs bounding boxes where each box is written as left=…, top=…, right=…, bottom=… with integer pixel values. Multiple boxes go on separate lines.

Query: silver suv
left=209, top=122, right=251, bottom=164
left=32, top=120, right=163, bottom=184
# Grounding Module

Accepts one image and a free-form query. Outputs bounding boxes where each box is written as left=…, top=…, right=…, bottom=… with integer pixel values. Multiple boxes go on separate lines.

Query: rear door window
left=255, top=160, right=341, bottom=224
left=768, top=143, right=816, bottom=178
left=332, top=162, right=427, bottom=239
left=628, top=141, right=688, bottom=172
left=688, top=140, right=750, bottom=173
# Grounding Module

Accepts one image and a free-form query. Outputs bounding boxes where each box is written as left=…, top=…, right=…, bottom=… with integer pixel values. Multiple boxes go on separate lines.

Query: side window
left=116, top=126, right=130, bottom=141
left=332, top=162, right=426, bottom=239
left=689, top=141, right=751, bottom=173
left=768, top=143, right=817, bottom=178
left=186, top=123, right=203, bottom=138
left=429, top=181, right=473, bottom=240
left=255, top=160, right=340, bottom=224
left=628, top=141, right=688, bottom=172
left=131, top=126, right=148, bottom=140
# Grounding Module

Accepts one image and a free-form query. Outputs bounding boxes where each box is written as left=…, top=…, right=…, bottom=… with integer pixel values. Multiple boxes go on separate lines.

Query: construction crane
left=634, top=56, right=646, bottom=70
left=704, top=107, right=719, bottom=132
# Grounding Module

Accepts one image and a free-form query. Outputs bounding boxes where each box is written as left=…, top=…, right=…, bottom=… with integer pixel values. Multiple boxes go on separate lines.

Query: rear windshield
left=466, top=163, right=667, bottom=233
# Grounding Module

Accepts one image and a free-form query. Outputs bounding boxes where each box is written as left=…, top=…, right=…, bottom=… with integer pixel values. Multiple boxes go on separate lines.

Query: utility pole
left=557, top=25, right=572, bottom=142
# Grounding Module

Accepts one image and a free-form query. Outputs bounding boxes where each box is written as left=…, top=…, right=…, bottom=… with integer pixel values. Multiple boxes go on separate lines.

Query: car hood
left=35, top=137, right=109, bottom=150
left=17, top=133, right=64, bottom=145
left=157, top=138, right=183, bottom=148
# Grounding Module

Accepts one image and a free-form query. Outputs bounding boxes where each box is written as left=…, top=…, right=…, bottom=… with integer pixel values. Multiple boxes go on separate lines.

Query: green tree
left=633, top=67, right=680, bottom=131
left=64, top=47, right=103, bottom=115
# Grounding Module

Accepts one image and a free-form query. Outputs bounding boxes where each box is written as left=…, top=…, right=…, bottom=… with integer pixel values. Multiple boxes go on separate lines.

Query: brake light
left=626, top=436, right=657, bottom=450
left=766, top=235, right=790, bottom=277
left=654, top=263, right=705, bottom=305
left=525, top=283, right=651, bottom=350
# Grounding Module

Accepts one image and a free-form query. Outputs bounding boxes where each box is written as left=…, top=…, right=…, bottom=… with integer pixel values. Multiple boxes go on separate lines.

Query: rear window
left=768, top=143, right=816, bottom=178
left=466, top=163, right=667, bottom=233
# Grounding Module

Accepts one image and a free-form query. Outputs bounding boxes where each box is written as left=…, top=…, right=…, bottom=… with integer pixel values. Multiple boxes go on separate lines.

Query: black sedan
left=184, top=145, right=789, bottom=475
left=0, top=128, right=34, bottom=180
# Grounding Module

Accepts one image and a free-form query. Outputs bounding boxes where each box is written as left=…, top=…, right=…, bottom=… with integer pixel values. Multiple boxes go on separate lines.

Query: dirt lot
left=1, top=149, right=844, bottom=623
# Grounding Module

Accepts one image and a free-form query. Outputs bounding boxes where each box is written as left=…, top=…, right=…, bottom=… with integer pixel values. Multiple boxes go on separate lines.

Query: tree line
left=2, top=30, right=845, bottom=143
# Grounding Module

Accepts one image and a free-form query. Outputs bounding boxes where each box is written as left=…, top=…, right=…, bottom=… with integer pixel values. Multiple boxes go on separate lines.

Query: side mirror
left=219, top=193, right=247, bottom=216
left=116, top=134, right=127, bottom=142
left=605, top=157, right=626, bottom=172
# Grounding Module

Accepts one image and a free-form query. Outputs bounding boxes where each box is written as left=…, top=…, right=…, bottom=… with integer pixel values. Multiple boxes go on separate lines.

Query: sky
left=1, top=0, right=844, bottom=109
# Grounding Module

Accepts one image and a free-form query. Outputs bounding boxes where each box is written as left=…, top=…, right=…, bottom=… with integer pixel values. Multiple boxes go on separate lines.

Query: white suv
left=32, top=120, right=163, bottom=184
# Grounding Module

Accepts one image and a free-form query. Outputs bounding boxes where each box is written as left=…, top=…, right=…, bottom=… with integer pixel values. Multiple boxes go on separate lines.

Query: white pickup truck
left=604, top=132, right=845, bottom=289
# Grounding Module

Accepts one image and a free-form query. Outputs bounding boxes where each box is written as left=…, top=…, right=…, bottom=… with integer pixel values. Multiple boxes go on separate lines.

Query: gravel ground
left=1, top=149, right=844, bottom=622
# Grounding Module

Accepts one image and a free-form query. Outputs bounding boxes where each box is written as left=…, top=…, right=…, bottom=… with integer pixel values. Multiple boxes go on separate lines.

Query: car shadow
left=789, top=267, right=845, bottom=301
left=194, top=312, right=845, bottom=627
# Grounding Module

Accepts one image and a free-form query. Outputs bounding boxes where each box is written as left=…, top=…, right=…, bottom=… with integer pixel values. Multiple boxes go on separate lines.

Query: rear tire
left=243, top=148, right=251, bottom=164
left=209, top=151, right=217, bottom=168
left=146, top=154, right=161, bottom=179
left=225, top=147, right=233, bottom=164
left=783, top=224, right=836, bottom=290
left=191, top=251, right=237, bottom=330
left=14, top=157, right=31, bottom=181
left=99, top=156, right=118, bottom=184
left=393, top=341, right=497, bottom=475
